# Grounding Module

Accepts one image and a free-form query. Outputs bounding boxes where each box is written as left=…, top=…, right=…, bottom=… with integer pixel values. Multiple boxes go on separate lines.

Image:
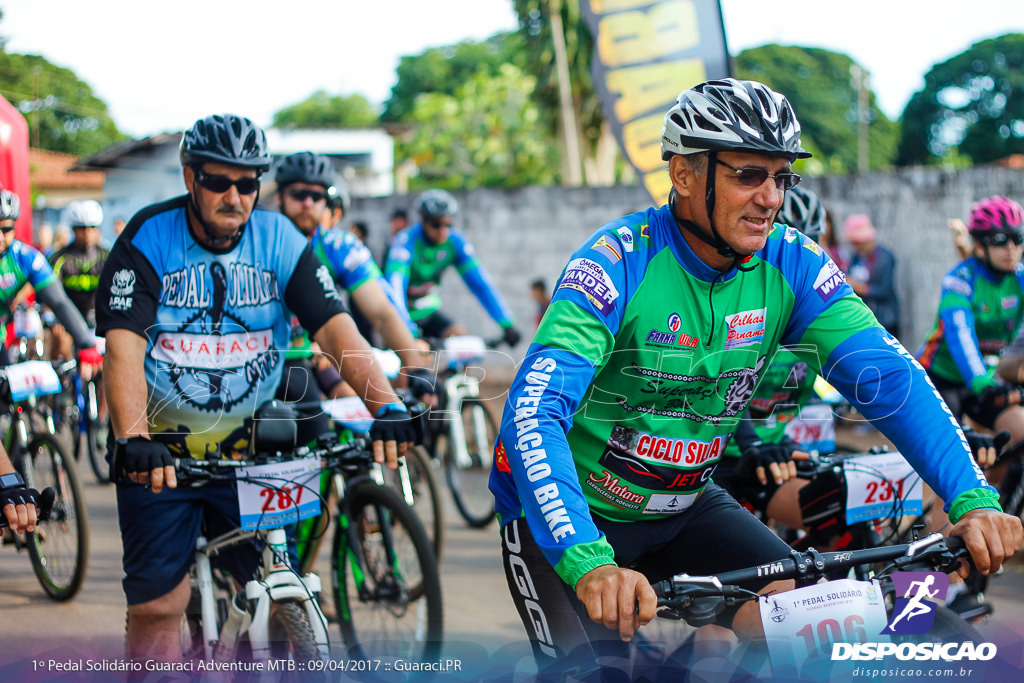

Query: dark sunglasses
left=717, top=159, right=801, bottom=191
left=287, top=188, right=327, bottom=203
left=196, top=170, right=261, bottom=195
left=426, top=218, right=453, bottom=229
left=0, top=225, right=15, bottom=234
left=980, top=231, right=1024, bottom=247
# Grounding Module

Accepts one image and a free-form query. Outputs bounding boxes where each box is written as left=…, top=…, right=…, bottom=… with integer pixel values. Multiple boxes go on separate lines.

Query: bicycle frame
left=442, top=370, right=482, bottom=469
left=192, top=525, right=329, bottom=662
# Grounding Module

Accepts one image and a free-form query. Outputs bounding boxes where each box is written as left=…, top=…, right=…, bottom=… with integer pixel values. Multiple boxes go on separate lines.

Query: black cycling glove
left=964, top=428, right=1011, bottom=464
left=965, top=385, right=1024, bottom=428
left=502, top=326, right=522, bottom=348
left=117, top=437, right=174, bottom=481
left=0, top=484, right=41, bottom=510
left=406, top=368, right=440, bottom=401
left=370, top=404, right=419, bottom=447
left=738, top=439, right=798, bottom=480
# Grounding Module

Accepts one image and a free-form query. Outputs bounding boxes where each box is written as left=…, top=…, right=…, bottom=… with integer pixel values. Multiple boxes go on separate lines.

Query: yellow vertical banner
left=580, top=0, right=731, bottom=206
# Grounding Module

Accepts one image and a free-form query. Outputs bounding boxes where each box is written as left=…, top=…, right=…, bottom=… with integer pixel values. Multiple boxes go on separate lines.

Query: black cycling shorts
left=500, top=482, right=791, bottom=671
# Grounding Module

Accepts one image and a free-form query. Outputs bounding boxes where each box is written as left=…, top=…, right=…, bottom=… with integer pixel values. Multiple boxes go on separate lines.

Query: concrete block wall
left=347, top=166, right=1024, bottom=379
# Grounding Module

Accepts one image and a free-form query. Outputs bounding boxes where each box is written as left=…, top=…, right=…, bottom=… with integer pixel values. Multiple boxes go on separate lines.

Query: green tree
left=272, top=90, right=379, bottom=129
left=382, top=33, right=525, bottom=123
left=735, top=45, right=899, bottom=174
left=897, top=33, right=1024, bottom=166
left=399, top=63, right=558, bottom=190
left=0, top=51, right=124, bottom=155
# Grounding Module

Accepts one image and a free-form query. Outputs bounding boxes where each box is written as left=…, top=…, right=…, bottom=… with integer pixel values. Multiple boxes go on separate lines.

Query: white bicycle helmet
left=64, top=199, right=104, bottom=228
left=661, top=78, right=810, bottom=161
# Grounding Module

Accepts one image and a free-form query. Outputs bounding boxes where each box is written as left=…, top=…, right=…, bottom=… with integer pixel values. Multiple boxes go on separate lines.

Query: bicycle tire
left=267, top=600, right=324, bottom=665
left=384, top=446, right=444, bottom=560
left=24, top=434, right=90, bottom=601
left=332, top=482, right=443, bottom=661
left=83, top=378, right=110, bottom=485
left=445, top=398, right=498, bottom=528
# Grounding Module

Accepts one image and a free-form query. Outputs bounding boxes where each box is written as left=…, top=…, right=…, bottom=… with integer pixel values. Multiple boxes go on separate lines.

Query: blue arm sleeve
left=821, top=328, right=995, bottom=511
left=452, top=232, right=514, bottom=327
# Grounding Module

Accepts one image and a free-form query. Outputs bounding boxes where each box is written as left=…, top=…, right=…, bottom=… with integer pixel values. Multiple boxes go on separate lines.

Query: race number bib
left=843, top=452, right=923, bottom=524
left=5, top=360, right=62, bottom=402
left=236, top=456, right=321, bottom=530
left=784, top=403, right=836, bottom=454
left=760, top=579, right=888, bottom=667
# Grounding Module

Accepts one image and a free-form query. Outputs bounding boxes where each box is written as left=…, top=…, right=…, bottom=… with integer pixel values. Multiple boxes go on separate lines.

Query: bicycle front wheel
left=445, top=398, right=498, bottom=528
left=332, top=482, right=443, bottom=661
left=24, top=435, right=89, bottom=601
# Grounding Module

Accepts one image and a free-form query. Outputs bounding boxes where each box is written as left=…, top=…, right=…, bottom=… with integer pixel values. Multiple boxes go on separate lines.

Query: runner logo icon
left=882, top=571, right=948, bottom=635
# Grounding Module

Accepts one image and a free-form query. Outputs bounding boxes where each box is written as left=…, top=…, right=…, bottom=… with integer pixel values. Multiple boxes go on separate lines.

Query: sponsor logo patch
left=558, top=257, right=619, bottom=315
left=813, top=261, right=846, bottom=301
left=724, top=307, right=766, bottom=349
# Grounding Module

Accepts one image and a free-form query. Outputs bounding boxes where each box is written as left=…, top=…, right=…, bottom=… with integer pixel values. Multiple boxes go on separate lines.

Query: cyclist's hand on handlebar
left=949, top=508, right=1024, bottom=578
left=743, top=440, right=808, bottom=486
left=370, top=403, right=417, bottom=470
left=575, top=565, right=657, bottom=643
left=406, top=367, right=440, bottom=408
left=0, top=483, right=42, bottom=533
left=964, top=429, right=1010, bottom=468
left=121, top=437, right=177, bottom=493
left=501, top=326, right=522, bottom=348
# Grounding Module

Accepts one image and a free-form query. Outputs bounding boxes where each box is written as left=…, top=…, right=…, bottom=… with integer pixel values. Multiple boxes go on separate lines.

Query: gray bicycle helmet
left=661, top=78, right=810, bottom=161
left=180, top=114, right=271, bottom=170
left=275, top=152, right=337, bottom=190
left=417, top=189, right=459, bottom=220
left=779, top=185, right=826, bottom=239
left=0, top=190, right=20, bottom=221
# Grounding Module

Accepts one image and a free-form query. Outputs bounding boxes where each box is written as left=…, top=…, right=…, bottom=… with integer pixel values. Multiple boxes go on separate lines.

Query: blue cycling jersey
left=95, top=196, right=347, bottom=456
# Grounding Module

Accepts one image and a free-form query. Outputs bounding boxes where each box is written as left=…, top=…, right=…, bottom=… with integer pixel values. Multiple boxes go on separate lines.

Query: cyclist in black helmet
left=96, top=114, right=417, bottom=662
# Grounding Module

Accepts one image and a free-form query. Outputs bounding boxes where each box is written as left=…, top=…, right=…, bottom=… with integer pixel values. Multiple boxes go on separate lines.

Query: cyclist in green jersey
left=917, top=196, right=1024, bottom=445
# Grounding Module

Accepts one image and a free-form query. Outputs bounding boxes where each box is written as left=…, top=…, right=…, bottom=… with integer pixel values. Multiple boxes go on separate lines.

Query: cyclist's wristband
left=375, top=402, right=408, bottom=418
left=947, top=487, right=1002, bottom=524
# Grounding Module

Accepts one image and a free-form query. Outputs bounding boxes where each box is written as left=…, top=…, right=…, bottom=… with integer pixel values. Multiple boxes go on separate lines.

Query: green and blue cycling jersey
left=0, top=240, right=57, bottom=342
left=489, top=204, right=997, bottom=588
left=383, top=223, right=513, bottom=327
left=916, top=256, right=1024, bottom=394
left=285, top=226, right=417, bottom=359
left=721, top=347, right=817, bottom=458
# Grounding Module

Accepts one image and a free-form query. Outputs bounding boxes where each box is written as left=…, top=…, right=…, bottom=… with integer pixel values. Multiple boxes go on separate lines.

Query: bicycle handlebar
left=653, top=533, right=968, bottom=626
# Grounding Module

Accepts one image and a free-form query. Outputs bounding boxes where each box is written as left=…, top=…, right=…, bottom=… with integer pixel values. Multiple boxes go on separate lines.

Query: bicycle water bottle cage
left=249, top=400, right=298, bottom=458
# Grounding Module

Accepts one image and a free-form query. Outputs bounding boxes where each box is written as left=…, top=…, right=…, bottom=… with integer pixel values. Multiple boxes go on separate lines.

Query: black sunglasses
left=287, top=188, right=327, bottom=203
left=980, top=231, right=1024, bottom=247
left=195, top=170, right=261, bottom=195
left=426, top=218, right=453, bottom=229
left=717, top=159, right=801, bottom=191
left=0, top=225, right=14, bottom=234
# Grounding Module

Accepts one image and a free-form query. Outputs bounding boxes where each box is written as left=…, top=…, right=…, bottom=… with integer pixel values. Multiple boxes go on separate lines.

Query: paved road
left=2, top=437, right=1024, bottom=682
